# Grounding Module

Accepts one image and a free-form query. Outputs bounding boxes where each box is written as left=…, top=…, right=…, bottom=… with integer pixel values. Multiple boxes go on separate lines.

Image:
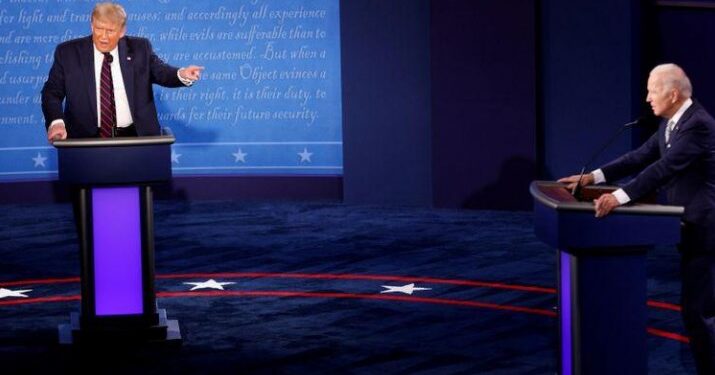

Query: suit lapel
left=80, top=37, right=98, bottom=128
left=669, top=101, right=699, bottom=144
left=676, top=101, right=698, bottom=129
left=118, top=38, right=135, bottom=120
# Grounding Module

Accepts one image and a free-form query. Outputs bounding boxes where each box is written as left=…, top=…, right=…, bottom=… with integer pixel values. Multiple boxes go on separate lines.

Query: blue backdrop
left=0, top=0, right=343, bottom=181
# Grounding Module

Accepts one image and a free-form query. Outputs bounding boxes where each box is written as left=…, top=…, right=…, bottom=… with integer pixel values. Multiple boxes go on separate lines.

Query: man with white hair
left=42, top=2, right=204, bottom=140
left=560, top=63, right=715, bottom=374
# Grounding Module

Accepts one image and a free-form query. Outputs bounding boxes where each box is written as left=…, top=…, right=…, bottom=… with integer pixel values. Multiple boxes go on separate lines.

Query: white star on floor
left=0, top=288, right=32, bottom=299
left=298, top=148, right=313, bottom=163
left=380, top=283, right=431, bottom=295
left=232, top=148, right=247, bottom=163
left=184, top=279, right=236, bottom=291
left=171, top=150, right=182, bottom=164
left=32, top=153, right=47, bottom=167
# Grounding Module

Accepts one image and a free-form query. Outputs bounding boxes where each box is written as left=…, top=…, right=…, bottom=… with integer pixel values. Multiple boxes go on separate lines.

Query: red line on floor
left=158, top=272, right=557, bottom=294
left=0, top=277, right=79, bottom=287
left=647, top=328, right=689, bottom=343
left=0, top=272, right=682, bottom=313
left=0, top=290, right=689, bottom=344
left=647, top=300, right=681, bottom=312
left=0, top=295, right=79, bottom=306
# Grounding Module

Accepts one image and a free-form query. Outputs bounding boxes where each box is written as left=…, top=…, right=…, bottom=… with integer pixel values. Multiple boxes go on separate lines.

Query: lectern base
left=58, top=309, right=182, bottom=346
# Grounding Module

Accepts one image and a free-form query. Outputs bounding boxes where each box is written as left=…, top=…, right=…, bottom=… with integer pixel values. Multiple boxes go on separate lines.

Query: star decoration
left=32, top=153, right=47, bottom=167
left=171, top=150, right=182, bottom=164
left=0, top=288, right=32, bottom=299
left=298, top=148, right=313, bottom=163
left=232, top=148, right=247, bottom=163
left=380, top=283, right=431, bottom=295
left=183, top=279, right=236, bottom=291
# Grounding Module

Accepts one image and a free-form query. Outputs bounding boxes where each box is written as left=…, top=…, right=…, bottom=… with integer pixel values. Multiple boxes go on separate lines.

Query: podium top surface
left=53, top=135, right=174, bottom=185
left=530, top=180, right=683, bottom=216
left=52, top=135, right=175, bottom=148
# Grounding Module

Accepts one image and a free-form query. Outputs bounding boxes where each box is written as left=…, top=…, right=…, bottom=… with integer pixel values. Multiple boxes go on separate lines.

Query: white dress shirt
left=93, top=45, right=133, bottom=129
left=592, top=98, right=694, bottom=204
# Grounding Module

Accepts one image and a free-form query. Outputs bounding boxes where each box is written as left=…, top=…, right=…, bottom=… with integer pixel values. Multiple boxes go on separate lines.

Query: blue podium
left=530, top=181, right=683, bottom=375
left=53, top=135, right=181, bottom=345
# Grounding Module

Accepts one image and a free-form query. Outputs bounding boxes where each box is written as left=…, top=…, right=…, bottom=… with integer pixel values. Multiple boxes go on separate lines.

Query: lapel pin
left=127, top=56, right=132, bottom=61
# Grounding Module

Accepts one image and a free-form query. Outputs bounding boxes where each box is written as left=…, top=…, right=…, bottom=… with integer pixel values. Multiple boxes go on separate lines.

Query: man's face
left=646, top=73, right=678, bottom=118
left=91, top=18, right=125, bottom=52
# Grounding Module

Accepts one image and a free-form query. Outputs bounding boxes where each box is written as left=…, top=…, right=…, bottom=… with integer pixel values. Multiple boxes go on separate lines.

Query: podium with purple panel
left=53, top=135, right=180, bottom=345
left=530, top=181, right=682, bottom=375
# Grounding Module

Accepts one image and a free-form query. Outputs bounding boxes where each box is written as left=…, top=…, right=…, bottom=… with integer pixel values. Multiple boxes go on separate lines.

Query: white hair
left=650, top=63, right=693, bottom=98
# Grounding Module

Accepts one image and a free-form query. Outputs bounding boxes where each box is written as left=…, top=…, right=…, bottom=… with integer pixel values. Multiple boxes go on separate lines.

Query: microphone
left=571, top=118, right=643, bottom=198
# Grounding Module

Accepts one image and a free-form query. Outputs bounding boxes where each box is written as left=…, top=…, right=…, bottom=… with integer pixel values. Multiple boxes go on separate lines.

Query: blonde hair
left=92, top=2, right=127, bottom=27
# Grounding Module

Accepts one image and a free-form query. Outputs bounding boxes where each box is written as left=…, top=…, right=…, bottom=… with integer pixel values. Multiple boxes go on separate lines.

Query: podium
left=530, top=181, right=683, bottom=375
left=53, top=135, right=181, bottom=345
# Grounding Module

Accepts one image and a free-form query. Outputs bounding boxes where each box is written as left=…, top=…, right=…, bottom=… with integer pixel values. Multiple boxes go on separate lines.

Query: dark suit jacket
left=601, top=100, right=715, bottom=253
left=41, top=35, right=184, bottom=138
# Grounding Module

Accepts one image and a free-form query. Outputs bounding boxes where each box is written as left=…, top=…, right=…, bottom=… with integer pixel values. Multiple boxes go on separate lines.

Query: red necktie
left=99, top=52, right=116, bottom=138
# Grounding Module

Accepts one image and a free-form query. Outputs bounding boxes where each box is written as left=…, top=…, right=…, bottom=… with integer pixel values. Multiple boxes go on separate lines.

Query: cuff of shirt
left=591, top=169, right=606, bottom=184
left=612, top=188, right=631, bottom=205
left=49, top=119, right=65, bottom=129
left=177, top=69, right=194, bottom=86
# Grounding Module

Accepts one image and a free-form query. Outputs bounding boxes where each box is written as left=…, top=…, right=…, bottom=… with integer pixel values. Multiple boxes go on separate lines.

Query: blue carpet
left=0, top=200, right=696, bottom=374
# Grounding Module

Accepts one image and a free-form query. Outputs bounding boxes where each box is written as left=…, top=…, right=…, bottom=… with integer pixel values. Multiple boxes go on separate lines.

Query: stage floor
left=0, top=200, right=694, bottom=374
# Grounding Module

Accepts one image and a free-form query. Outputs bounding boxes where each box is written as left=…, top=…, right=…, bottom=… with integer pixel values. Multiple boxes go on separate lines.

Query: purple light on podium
left=560, top=250, right=572, bottom=375
left=92, top=187, right=143, bottom=316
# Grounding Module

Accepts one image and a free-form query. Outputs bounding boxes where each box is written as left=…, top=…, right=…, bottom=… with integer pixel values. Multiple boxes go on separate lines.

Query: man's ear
left=670, top=89, right=680, bottom=104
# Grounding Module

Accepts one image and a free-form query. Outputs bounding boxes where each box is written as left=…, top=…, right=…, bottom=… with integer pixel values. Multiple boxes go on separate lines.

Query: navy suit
left=600, top=100, right=715, bottom=374
left=41, top=35, right=184, bottom=138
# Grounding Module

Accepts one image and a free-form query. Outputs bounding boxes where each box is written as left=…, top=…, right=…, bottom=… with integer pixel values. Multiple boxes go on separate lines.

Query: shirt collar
left=669, top=98, right=693, bottom=126
left=93, top=45, right=119, bottom=61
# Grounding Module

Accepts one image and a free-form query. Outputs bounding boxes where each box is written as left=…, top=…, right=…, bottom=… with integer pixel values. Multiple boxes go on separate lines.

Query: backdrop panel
left=0, top=0, right=343, bottom=181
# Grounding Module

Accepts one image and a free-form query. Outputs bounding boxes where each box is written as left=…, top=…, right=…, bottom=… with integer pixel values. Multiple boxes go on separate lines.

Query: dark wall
left=430, top=0, right=537, bottom=210
left=340, top=0, right=433, bottom=206
left=343, top=0, right=715, bottom=210
left=654, top=4, right=715, bottom=113
left=341, top=0, right=537, bottom=209
left=540, top=0, right=643, bottom=180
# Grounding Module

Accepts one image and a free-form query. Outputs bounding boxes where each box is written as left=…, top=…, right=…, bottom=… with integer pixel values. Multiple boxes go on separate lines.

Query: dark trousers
left=680, top=251, right=715, bottom=374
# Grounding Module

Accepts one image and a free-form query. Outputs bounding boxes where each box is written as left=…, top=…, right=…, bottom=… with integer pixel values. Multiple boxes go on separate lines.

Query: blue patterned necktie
left=665, top=120, right=675, bottom=145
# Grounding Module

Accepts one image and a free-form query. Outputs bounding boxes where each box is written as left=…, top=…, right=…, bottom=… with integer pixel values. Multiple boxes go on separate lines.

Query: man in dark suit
left=560, top=63, right=715, bottom=374
left=41, top=2, right=203, bottom=141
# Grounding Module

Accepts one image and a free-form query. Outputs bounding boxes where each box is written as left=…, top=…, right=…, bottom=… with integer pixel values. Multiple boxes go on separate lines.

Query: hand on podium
left=594, top=193, right=620, bottom=218
left=558, top=173, right=594, bottom=191
left=47, top=122, right=67, bottom=143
